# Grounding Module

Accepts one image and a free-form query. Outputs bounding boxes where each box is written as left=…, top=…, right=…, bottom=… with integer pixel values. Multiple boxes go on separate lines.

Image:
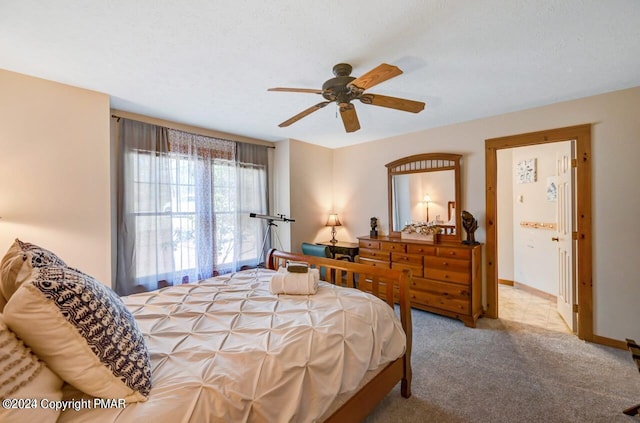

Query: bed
left=264, top=249, right=413, bottom=422
left=1, top=244, right=412, bottom=423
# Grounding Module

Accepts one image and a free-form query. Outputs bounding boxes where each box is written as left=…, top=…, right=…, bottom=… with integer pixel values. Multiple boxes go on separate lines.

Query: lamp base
left=330, top=227, right=338, bottom=243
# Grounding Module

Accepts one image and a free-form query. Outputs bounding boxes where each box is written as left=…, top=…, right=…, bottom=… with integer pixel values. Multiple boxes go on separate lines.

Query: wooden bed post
left=398, top=268, right=412, bottom=398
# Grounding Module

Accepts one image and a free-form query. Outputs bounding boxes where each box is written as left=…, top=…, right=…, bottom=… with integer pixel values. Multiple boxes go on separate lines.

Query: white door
left=555, top=143, right=576, bottom=331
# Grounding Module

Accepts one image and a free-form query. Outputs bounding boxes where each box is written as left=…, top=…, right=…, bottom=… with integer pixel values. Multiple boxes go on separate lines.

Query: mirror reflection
left=386, top=153, right=462, bottom=240
left=391, top=170, right=456, bottom=233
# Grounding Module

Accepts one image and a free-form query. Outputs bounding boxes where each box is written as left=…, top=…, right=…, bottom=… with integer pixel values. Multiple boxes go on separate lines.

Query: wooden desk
left=316, top=241, right=359, bottom=261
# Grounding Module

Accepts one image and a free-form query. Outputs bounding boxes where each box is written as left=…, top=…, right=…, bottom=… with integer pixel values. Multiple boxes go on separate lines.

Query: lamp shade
left=325, top=213, right=342, bottom=227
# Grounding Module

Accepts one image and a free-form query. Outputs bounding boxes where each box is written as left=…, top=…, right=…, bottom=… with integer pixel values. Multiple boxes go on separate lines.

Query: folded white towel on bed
left=270, top=267, right=320, bottom=295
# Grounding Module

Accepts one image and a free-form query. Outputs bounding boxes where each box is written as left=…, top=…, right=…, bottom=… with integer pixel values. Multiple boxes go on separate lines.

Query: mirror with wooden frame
left=386, top=153, right=462, bottom=241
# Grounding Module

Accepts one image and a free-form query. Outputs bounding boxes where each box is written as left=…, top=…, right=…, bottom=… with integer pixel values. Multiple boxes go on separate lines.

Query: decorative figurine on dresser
left=370, top=217, right=379, bottom=237
left=461, top=210, right=480, bottom=245
left=357, top=153, right=484, bottom=328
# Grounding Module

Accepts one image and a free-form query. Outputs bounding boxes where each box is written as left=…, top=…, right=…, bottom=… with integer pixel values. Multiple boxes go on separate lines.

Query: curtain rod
left=111, top=109, right=276, bottom=148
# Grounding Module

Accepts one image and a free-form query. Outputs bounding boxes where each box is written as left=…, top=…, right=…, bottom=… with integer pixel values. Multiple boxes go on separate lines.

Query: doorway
left=485, top=124, right=593, bottom=342
left=496, top=142, right=573, bottom=333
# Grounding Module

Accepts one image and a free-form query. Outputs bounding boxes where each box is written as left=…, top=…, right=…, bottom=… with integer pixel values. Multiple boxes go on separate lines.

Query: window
left=116, top=118, right=269, bottom=295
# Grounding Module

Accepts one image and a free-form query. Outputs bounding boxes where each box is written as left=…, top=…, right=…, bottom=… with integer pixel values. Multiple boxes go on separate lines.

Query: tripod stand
left=257, top=219, right=283, bottom=268
left=250, top=213, right=294, bottom=268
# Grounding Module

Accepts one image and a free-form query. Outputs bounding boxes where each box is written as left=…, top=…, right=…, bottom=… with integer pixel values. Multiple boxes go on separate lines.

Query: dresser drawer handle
left=443, top=262, right=448, bottom=266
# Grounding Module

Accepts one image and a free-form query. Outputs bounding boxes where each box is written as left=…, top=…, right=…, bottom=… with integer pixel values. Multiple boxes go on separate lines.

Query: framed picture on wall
left=516, top=158, right=537, bottom=184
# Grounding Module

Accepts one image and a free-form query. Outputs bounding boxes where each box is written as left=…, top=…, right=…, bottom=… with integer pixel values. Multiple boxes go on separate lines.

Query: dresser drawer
left=391, top=252, right=423, bottom=266
left=359, top=248, right=390, bottom=261
left=391, top=262, right=423, bottom=278
left=406, top=244, right=436, bottom=256
left=424, top=256, right=470, bottom=272
left=358, top=257, right=390, bottom=269
left=423, top=268, right=470, bottom=285
left=380, top=242, right=407, bottom=253
left=359, top=240, right=380, bottom=249
left=436, top=247, right=471, bottom=260
left=410, top=278, right=470, bottom=314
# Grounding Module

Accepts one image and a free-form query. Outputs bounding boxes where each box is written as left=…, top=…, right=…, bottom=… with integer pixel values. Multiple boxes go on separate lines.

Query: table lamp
left=325, top=213, right=342, bottom=243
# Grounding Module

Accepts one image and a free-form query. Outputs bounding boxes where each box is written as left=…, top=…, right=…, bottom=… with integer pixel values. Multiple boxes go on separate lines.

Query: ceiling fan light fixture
left=268, top=62, right=425, bottom=132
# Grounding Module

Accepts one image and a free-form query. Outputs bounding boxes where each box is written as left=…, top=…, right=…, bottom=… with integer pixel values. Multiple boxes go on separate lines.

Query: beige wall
left=291, top=86, right=640, bottom=342
left=0, top=70, right=112, bottom=285
left=281, top=139, right=334, bottom=252
left=497, top=148, right=514, bottom=282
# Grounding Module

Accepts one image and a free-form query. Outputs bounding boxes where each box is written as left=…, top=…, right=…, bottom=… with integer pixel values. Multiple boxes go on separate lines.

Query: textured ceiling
left=2, top=1, right=639, bottom=148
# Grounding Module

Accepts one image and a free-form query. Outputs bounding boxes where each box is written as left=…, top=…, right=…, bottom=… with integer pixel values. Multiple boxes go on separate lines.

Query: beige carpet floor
left=365, top=308, right=640, bottom=423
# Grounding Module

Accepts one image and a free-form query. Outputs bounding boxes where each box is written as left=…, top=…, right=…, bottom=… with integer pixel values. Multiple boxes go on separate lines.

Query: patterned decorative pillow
left=3, top=265, right=152, bottom=403
left=0, top=314, right=63, bottom=423
left=0, top=239, right=66, bottom=311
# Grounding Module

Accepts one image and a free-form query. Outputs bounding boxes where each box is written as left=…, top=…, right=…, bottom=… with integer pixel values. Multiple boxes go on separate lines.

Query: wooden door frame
left=485, top=124, right=592, bottom=341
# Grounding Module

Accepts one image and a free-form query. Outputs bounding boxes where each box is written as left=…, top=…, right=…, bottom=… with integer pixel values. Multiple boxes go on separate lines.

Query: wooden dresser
left=358, top=235, right=483, bottom=327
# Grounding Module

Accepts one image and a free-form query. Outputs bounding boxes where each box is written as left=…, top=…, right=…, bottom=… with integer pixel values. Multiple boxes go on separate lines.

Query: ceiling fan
left=268, top=63, right=425, bottom=133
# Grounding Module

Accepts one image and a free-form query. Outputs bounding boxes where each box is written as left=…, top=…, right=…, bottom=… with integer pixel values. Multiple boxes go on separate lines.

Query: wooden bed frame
left=266, top=249, right=413, bottom=422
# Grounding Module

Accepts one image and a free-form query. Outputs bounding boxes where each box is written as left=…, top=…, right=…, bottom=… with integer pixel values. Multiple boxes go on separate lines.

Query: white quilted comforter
left=58, top=269, right=406, bottom=423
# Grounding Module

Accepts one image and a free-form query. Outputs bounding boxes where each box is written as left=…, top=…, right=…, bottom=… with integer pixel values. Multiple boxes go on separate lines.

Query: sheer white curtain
left=167, top=129, right=236, bottom=278
left=116, top=118, right=270, bottom=295
left=164, top=133, right=270, bottom=277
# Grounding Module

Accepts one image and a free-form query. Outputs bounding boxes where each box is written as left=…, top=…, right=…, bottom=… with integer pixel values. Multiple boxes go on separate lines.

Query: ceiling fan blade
left=278, top=101, right=331, bottom=127
left=339, top=104, right=360, bottom=133
left=360, top=93, right=425, bottom=113
left=348, top=63, right=403, bottom=91
left=268, top=87, right=324, bottom=94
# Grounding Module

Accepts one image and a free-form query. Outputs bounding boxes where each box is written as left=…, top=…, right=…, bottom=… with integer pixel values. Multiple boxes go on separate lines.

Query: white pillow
left=0, top=314, right=63, bottom=423
left=3, top=265, right=152, bottom=403
left=0, top=239, right=66, bottom=311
